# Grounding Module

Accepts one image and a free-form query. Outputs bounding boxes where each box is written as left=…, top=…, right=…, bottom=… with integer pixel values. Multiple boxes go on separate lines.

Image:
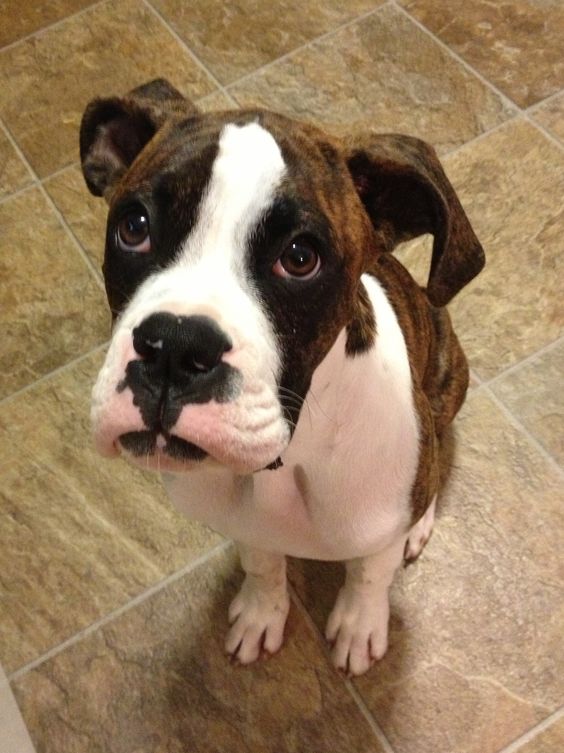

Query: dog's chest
left=165, top=274, right=420, bottom=560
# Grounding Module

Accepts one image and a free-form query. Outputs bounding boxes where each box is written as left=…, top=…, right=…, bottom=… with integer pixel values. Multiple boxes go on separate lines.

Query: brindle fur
left=80, top=79, right=484, bottom=527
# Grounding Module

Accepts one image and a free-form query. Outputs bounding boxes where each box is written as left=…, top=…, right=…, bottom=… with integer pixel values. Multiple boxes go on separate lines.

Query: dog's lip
left=115, top=431, right=284, bottom=474
left=117, top=429, right=208, bottom=462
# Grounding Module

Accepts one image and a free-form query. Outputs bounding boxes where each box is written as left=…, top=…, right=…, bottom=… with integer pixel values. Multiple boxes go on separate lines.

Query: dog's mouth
left=118, top=430, right=208, bottom=462
left=117, top=429, right=283, bottom=472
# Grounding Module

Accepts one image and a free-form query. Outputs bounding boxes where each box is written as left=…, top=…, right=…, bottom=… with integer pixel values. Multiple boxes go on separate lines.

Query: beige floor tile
left=0, top=665, right=36, bottom=753
left=491, top=340, right=564, bottom=466
left=0, top=0, right=215, bottom=178
left=151, top=0, right=383, bottom=85
left=513, top=716, right=564, bottom=753
left=0, top=188, right=108, bottom=398
left=43, top=166, right=107, bottom=271
left=291, top=390, right=563, bottom=753
left=0, top=129, right=33, bottom=200
left=197, top=89, right=239, bottom=113
left=0, top=351, right=222, bottom=673
left=396, top=119, right=564, bottom=380
left=230, top=4, right=515, bottom=153
left=531, top=92, right=564, bottom=144
left=0, top=0, right=96, bottom=49
left=12, top=548, right=386, bottom=753
left=398, top=0, right=564, bottom=108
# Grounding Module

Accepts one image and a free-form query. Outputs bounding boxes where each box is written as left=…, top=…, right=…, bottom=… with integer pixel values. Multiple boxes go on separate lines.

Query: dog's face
left=81, top=79, right=483, bottom=475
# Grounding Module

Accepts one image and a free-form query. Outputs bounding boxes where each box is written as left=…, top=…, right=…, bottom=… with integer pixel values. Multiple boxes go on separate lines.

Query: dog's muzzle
left=115, top=312, right=239, bottom=460
left=92, top=310, right=291, bottom=474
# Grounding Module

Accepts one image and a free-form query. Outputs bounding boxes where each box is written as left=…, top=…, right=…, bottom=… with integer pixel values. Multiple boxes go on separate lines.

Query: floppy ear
left=345, top=133, right=485, bottom=307
left=80, top=78, right=198, bottom=200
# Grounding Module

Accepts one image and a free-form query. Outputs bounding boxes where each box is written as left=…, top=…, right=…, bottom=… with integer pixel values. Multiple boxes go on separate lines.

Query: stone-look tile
left=398, top=0, right=564, bottom=108
left=197, top=89, right=239, bottom=113
left=0, top=0, right=96, bottom=49
left=230, top=4, right=515, bottom=153
left=151, top=0, right=383, bottom=85
left=0, top=188, right=108, bottom=398
left=491, top=340, right=564, bottom=465
left=515, top=717, right=564, bottom=753
left=395, top=119, right=564, bottom=380
left=13, top=549, right=386, bottom=753
left=0, top=128, right=33, bottom=200
left=291, top=390, right=564, bottom=753
left=43, top=166, right=107, bottom=271
left=0, top=665, right=36, bottom=753
left=0, top=351, right=222, bottom=673
left=531, top=92, right=564, bottom=144
left=0, top=0, right=215, bottom=179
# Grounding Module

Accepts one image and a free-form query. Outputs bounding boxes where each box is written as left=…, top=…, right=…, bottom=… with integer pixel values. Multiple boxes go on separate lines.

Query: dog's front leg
left=326, top=537, right=406, bottom=676
left=225, top=544, right=290, bottom=664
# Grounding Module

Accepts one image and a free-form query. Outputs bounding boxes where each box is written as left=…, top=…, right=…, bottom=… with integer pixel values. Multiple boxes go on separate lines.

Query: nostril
left=132, top=313, right=232, bottom=382
left=179, top=342, right=230, bottom=375
left=132, top=326, right=164, bottom=362
left=141, top=339, right=164, bottom=363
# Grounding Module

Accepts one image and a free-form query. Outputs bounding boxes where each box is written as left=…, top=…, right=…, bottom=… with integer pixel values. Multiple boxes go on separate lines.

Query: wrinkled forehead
left=112, top=111, right=344, bottom=214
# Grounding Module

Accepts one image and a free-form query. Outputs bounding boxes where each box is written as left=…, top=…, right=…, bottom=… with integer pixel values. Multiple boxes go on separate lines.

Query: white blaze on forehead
left=113, top=120, right=287, bottom=386
left=183, top=121, right=286, bottom=266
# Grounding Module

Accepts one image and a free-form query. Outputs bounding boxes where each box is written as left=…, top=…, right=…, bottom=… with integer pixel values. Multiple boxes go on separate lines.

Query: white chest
left=165, top=275, right=420, bottom=560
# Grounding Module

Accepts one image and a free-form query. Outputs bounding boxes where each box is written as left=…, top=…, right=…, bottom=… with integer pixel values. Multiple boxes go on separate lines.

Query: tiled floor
left=0, top=0, right=562, bottom=751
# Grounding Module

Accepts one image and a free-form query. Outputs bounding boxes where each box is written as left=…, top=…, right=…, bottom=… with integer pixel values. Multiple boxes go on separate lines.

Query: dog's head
left=81, top=78, right=483, bottom=474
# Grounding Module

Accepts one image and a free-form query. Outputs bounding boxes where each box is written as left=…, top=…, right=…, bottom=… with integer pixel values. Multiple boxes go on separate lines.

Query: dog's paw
left=325, top=587, right=389, bottom=676
left=404, top=496, right=436, bottom=563
left=225, top=577, right=290, bottom=664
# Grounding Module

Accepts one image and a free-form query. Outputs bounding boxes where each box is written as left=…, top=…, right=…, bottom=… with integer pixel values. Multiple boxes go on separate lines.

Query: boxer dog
left=80, top=79, right=484, bottom=676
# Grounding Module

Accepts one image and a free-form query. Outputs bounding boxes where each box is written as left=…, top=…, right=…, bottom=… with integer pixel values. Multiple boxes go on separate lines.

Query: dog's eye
left=116, top=211, right=151, bottom=253
left=273, top=239, right=321, bottom=280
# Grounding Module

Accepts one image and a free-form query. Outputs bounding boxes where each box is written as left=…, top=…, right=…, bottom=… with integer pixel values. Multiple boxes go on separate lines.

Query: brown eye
left=117, top=211, right=150, bottom=252
left=273, top=239, right=321, bottom=280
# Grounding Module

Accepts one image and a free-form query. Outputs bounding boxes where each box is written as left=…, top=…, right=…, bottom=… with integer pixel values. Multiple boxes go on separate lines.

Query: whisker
left=307, top=388, right=335, bottom=424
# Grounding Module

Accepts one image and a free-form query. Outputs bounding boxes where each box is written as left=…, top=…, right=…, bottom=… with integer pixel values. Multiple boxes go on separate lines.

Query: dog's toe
left=326, top=586, right=389, bottom=676
left=331, top=628, right=387, bottom=677
left=225, top=579, right=290, bottom=665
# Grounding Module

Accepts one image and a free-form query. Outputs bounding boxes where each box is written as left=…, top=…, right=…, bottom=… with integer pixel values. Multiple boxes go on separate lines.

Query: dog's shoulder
left=363, top=250, right=469, bottom=436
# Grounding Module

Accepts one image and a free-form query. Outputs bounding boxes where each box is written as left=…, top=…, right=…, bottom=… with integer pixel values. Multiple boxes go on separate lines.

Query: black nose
left=133, top=313, right=232, bottom=384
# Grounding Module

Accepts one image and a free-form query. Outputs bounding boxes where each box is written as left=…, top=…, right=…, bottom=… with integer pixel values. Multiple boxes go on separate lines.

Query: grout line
left=41, top=160, right=81, bottom=183
left=522, top=111, right=564, bottom=152
left=0, top=117, right=36, bottom=183
left=469, top=368, right=483, bottom=387
left=526, top=87, right=564, bottom=115
left=0, top=0, right=109, bottom=55
left=140, top=0, right=239, bottom=108
left=9, top=540, right=233, bottom=683
left=480, top=384, right=564, bottom=478
left=37, top=180, right=106, bottom=288
left=441, top=115, right=520, bottom=159
left=225, top=2, right=391, bottom=94
left=390, top=1, right=520, bottom=115
left=495, top=705, right=564, bottom=753
left=288, top=583, right=396, bottom=753
left=0, top=180, right=38, bottom=207
left=0, top=342, right=109, bottom=409
left=0, top=119, right=106, bottom=291
left=342, top=679, right=396, bottom=753
left=483, top=335, right=564, bottom=389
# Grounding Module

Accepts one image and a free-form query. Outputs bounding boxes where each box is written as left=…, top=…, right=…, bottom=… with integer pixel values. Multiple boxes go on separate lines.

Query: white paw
left=325, top=587, right=390, bottom=676
left=404, top=496, right=436, bottom=562
left=225, top=576, right=290, bottom=664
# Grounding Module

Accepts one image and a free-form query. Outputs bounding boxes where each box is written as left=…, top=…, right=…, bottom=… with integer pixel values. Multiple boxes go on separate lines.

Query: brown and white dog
left=80, top=79, right=484, bottom=676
